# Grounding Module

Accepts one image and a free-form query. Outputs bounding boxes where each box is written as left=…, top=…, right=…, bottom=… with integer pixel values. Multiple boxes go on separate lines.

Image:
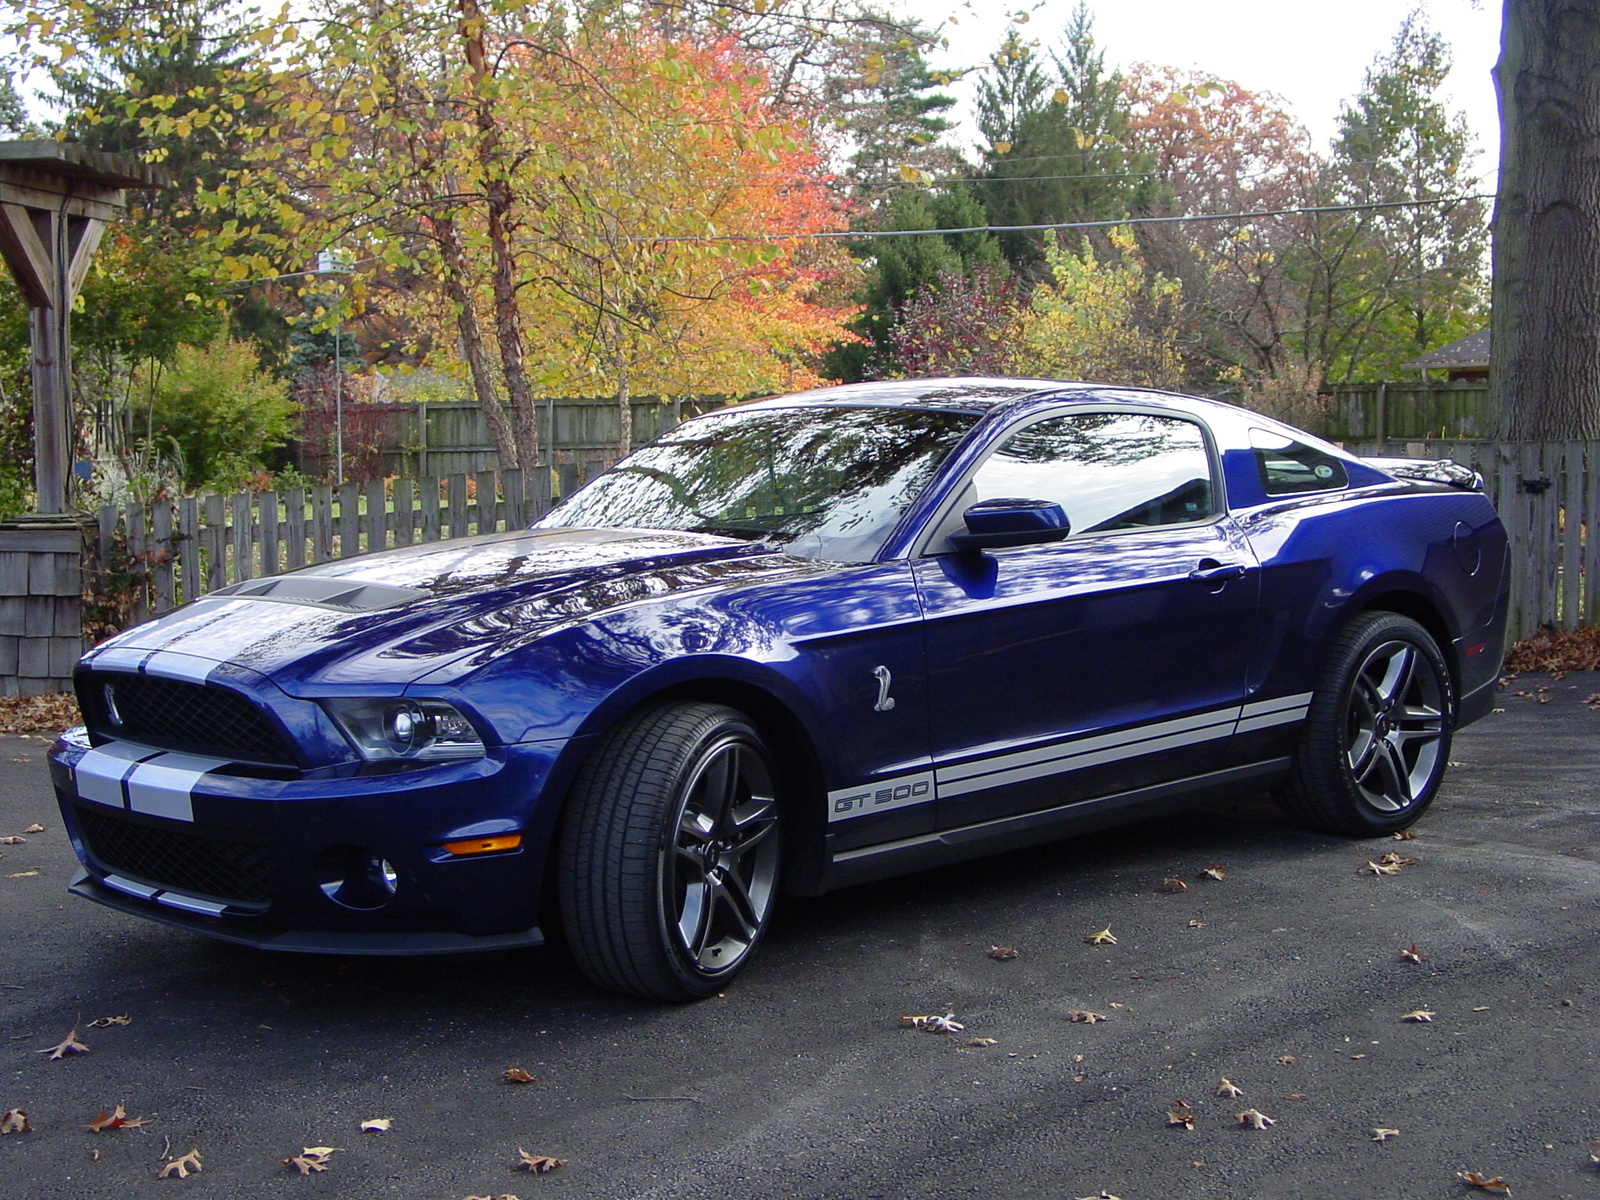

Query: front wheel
left=1279, top=612, right=1454, bottom=836
left=557, top=703, right=782, bottom=1001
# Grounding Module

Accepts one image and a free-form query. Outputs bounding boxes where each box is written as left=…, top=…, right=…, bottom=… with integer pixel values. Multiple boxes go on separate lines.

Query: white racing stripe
left=73, top=744, right=232, bottom=824
left=827, top=691, right=1314, bottom=822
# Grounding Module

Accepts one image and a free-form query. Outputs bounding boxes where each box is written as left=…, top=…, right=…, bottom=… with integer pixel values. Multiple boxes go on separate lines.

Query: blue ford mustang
left=51, top=378, right=1508, bottom=999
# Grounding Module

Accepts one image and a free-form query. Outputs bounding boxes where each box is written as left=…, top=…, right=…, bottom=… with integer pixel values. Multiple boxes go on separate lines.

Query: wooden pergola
left=0, top=139, right=163, bottom=514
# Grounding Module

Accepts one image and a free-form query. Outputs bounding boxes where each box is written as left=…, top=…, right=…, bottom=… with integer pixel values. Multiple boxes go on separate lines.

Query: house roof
left=1401, top=328, right=1490, bottom=370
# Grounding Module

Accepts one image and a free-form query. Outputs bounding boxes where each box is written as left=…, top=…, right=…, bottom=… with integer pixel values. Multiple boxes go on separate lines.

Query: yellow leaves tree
left=1016, top=227, right=1190, bottom=390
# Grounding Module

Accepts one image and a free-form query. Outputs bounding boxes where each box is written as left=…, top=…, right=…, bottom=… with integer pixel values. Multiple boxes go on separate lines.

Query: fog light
left=313, top=845, right=400, bottom=910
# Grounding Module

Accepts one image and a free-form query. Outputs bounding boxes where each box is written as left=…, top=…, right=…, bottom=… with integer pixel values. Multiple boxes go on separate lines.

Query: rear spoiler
left=1364, top=456, right=1484, bottom=492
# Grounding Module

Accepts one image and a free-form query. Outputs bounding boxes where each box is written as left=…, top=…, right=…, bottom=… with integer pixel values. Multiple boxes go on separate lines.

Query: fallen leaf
left=359, top=1118, right=391, bottom=1132
left=1361, top=860, right=1401, bottom=876
left=986, top=945, right=1019, bottom=961
left=0, top=836, right=23, bottom=844
left=1281, top=1093, right=1306, bottom=1101
left=899, top=1013, right=964, bottom=1033
left=1162, top=877, right=1189, bottom=892
left=462, top=1196, right=524, bottom=1200
left=1275, top=1055, right=1297, bottom=1065
left=1074, top=1193, right=1122, bottom=1200
left=1235, top=1108, right=1276, bottom=1129
left=1458, top=1171, right=1511, bottom=1194
left=1187, top=919, right=1207, bottom=928
left=963, top=1037, right=998, bottom=1048
left=515, top=1150, right=566, bottom=1173
left=38, top=1025, right=88, bottom=1059
left=7, top=870, right=38, bottom=877
left=1401, top=1010, right=1436, bottom=1022
left=158, top=1148, right=202, bottom=1178
left=1392, top=828, right=1418, bottom=840
left=1084, top=927, right=1118, bottom=946
left=1215, top=1077, right=1245, bottom=1098
left=84, top=1104, right=148, bottom=1132
left=1473, top=1006, right=1491, bottom=1012
left=502, top=1068, right=535, bottom=1083
left=0, top=1109, right=31, bottom=1134
left=1371, top=1128, right=1400, bottom=1141
left=1068, top=1010, right=1109, bottom=1024
left=1167, top=1100, right=1195, bottom=1129
left=21, top=824, right=42, bottom=834
left=87, top=1015, right=131, bottom=1028
left=1199, top=864, right=1227, bottom=881
left=284, top=1146, right=339, bottom=1174
left=1378, top=852, right=1416, bottom=867
left=1401, top=945, right=1424, bottom=964
left=1588, top=1141, right=1599, bottom=1166
left=1350, top=1053, right=1368, bottom=1059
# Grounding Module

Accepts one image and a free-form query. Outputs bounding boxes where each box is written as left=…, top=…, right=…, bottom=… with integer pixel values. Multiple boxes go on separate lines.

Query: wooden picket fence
left=1352, top=439, right=1600, bottom=642
left=94, top=459, right=612, bottom=626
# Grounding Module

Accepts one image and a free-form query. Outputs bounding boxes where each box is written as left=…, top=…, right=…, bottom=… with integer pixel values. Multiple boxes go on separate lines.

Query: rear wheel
left=1279, top=612, right=1453, bottom=836
left=557, top=702, right=782, bottom=1001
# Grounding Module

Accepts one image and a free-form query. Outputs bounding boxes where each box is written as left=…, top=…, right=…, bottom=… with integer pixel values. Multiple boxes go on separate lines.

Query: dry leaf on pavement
left=1199, top=863, right=1227, bottom=880
left=1235, top=1109, right=1276, bottom=1129
left=1378, top=852, right=1416, bottom=867
left=515, top=1150, right=565, bottom=1173
left=21, top=824, right=43, bottom=834
left=1083, top=928, right=1118, bottom=946
left=359, top=1118, right=391, bottom=1132
left=284, top=1147, right=340, bottom=1174
left=1275, top=1055, right=1297, bottom=1065
left=0, top=836, right=23, bottom=845
left=84, top=1104, right=148, bottom=1132
left=1215, top=1078, right=1245, bottom=1098
left=899, top=1013, right=964, bottom=1033
left=987, top=946, right=1019, bottom=961
left=963, top=1037, right=998, bottom=1048
left=1401, top=1010, right=1436, bottom=1022
left=158, top=1149, right=202, bottom=1178
left=1458, top=1171, right=1511, bottom=1194
left=0, top=1109, right=31, bottom=1134
left=1074, top=1193, right=1122, bottom=1200
left=37, top=1025, right=88, bottom=1059
left=1361, top=860, right=1402, bottom=876
left=1162, top=877, right=1189, bottom=892
left=1400, top=945, right=1424, bottom=964
left=502, top=1068, right=535, bottom=1083
left=1371, top=1128, right=1400, bottom=1141
left=87, top=1015, right=131, bottom=1028
left=1068, top=1010, right=1109, bottom=1024
left=1167, top=1100, right=1195, bottom=1129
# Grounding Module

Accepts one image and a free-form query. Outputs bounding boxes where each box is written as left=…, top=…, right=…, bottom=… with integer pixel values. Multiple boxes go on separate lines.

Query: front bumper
left=51, top=733, right=571, bottom=954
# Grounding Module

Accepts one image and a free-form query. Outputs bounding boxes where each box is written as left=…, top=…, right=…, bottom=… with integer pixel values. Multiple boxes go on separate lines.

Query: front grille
left=79, top=672, right=296, bottom=766
left=75, top=804, right=271, bottom=906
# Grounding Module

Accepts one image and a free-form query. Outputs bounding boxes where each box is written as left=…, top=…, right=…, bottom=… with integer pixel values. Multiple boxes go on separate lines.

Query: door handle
left=1189, top=560, right=1248, bottom=583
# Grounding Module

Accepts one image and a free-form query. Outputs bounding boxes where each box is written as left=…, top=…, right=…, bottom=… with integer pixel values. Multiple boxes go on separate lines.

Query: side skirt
left=816, top=758, right=1292, bottom=893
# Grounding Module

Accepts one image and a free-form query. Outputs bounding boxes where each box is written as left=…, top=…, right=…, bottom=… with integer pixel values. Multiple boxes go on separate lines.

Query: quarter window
left=971, top=412, right=1216, bottom=534
left=1251, top=428, right=1349, bottom=495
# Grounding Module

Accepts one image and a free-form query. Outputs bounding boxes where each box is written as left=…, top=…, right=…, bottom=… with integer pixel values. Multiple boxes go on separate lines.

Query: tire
left=557, top=702, right=782, bottom=1001
left=1279, top=612, right=1454, bottom=836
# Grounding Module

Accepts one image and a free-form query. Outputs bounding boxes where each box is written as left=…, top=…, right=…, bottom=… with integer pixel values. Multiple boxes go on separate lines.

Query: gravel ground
left=0, top=675, right=1596, bottom=1200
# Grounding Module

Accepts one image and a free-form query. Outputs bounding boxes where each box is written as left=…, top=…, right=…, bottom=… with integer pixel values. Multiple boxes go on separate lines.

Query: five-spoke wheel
left=1280, top=612, right=1454, bottom=836
left=558, top=702, right=782, bottom=1000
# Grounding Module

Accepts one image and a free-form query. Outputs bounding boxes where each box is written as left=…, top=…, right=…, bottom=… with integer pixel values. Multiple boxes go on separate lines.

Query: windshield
left=535, top=405, right=979, bottom=561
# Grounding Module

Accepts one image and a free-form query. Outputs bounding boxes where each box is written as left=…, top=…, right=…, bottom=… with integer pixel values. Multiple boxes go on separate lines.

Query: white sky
left=900, top=0, right=1502, bottom=182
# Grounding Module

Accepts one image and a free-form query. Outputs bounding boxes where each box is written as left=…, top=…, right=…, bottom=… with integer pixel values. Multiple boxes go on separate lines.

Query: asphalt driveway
left=1, top=674, right=1597, bottom=1200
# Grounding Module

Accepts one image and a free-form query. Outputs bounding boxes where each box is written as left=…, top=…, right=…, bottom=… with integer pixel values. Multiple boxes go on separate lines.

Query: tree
left=888, top=267, right=1023, bottom=377
left=1491, top=0, right=1600, bottom=438
left=1306, top=10, right=1486, bottom=382
left=974, top=6, right=1153, bottom=277
left=1015, top=227, right=1189, bottom=390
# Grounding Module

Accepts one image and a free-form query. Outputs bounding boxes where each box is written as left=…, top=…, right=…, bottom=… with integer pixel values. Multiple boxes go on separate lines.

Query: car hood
left=85, top=527, right=804, bottom=691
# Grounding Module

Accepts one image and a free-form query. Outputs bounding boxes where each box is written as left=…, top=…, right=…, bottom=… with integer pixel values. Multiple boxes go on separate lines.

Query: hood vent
left=210, top=576, right=431, bottom=611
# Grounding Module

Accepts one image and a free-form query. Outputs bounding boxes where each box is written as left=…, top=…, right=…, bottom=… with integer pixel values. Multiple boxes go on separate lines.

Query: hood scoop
left=209, top=576, right=431, bottom=612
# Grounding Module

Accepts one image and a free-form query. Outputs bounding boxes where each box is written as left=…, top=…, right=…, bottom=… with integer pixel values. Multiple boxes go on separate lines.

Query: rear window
left=1251, top=429, right=1349, bottom=495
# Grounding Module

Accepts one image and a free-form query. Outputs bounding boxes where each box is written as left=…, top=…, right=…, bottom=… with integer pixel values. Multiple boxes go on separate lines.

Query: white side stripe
left=827, top=692, right=1313, bottom=822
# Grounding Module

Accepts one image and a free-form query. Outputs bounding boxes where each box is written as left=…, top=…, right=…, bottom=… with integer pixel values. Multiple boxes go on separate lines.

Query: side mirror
left=948, top=497, right=1071, bottom=552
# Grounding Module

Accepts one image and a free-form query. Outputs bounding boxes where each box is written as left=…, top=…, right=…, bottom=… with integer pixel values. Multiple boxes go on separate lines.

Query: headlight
left=323, top=698, right=486, bottom=762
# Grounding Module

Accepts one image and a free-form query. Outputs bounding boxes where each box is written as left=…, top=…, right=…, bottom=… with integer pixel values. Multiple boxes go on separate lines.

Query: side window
left=970, top=412, right=1216, bottom=535
left=1251, top=428, right=1349, bottom=495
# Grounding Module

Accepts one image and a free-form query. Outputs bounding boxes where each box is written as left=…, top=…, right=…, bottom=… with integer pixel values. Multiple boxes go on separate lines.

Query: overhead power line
left=631, top=194, right=1493, bottom=243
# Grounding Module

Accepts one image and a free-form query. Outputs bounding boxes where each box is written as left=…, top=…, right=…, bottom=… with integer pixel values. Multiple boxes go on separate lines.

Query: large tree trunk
left=433, top=211, right=519, bottom=471
left=459, top=0, right=542, bottom=473
left=1491, top=0, right=1600, bottom=438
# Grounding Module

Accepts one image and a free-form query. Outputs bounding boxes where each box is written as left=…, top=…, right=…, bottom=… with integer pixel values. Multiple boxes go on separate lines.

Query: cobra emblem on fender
left=872, top=665, right=896, bottom=712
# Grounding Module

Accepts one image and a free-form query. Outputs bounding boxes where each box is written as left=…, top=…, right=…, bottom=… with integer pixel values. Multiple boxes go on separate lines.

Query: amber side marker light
left=442, top=834, right=523, bottom=856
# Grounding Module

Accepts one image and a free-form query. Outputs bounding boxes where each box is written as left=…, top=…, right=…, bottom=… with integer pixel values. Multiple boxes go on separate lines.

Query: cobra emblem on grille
left=102, top=681, right=123, bottom=727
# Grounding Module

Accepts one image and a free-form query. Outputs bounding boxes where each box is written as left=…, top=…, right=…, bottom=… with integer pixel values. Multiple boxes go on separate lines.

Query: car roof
left=733, top=377, right=1234, bottom=419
